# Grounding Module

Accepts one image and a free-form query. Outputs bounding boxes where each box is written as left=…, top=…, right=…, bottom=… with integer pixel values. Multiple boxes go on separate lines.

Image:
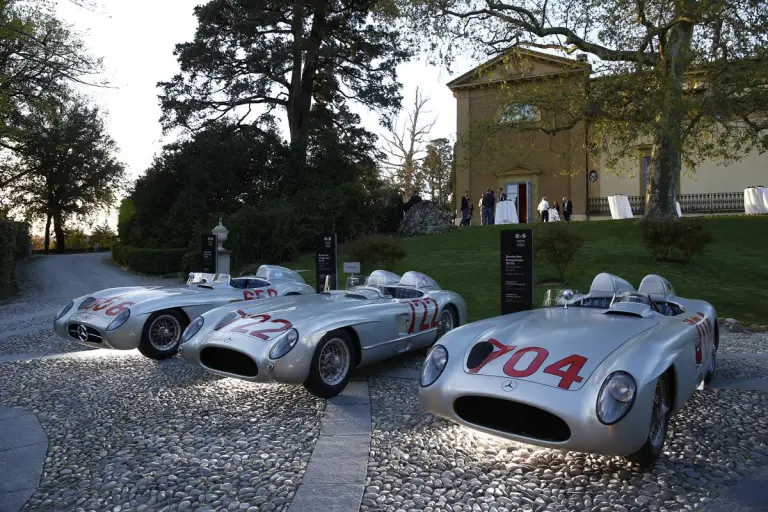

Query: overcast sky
left=53, top=0, right=473, bottom=232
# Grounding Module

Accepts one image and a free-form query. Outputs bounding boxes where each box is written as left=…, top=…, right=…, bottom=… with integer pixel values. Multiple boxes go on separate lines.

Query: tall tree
left=0, top=0, right=103, bottom=182
left=158, top=0, right=413, bottom=165
left=380, top=86, right=436, bottom=198
left=406, top=0, right=768, bottom=218
left=6, top=90, right=126, bottom=252
left=416, top=137, right=453, bottom=205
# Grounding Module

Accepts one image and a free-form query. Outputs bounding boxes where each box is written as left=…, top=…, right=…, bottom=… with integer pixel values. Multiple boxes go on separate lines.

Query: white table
left=547, top=208, right=561, bottom=222
left=608, top=195, right=633, bottom=219
left=745, top=187, right=768, bottom=214
left=495, top=200, right=519, bottom=224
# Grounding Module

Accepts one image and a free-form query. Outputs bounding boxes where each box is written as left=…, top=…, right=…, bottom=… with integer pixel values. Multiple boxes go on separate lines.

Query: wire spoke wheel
left=148, top=314, right=182, bottom=351
left=437, top=309, right=455, bottom=339
left=649, top=379, right=669, bottom=449
left=318, top=337, right=351, bottom=386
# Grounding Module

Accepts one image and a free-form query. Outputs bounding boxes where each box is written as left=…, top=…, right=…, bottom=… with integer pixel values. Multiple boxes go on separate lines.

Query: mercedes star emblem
left=77, top=325, right=89, bottom=342
left=501, top=379, right=518, bottom=392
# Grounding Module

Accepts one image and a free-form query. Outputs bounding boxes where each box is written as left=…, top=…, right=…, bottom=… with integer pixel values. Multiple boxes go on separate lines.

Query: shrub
left=534, top=222, right=585, bottom=282
left=112, top=244, right=188, bottom=275
left=180, top=249, right=203, bottom=276
left=0, top=221, right=31, bottom=288
left=345, top=234, right=407, bottom=274
left=638, top=217, right=713, bottom=263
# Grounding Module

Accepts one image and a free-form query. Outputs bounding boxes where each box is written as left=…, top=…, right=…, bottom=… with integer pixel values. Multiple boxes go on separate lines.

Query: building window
left=497, top=103, right=538, bottom=124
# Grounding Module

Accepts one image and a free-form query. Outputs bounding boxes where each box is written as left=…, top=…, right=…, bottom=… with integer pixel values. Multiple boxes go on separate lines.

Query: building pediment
left=494, top=162, right=543, bottom=176
left=447, top=48, right=589, bottom=90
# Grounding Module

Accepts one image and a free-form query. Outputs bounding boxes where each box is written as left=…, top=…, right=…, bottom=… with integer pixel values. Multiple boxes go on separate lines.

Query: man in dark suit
left=482, top=188, right=495, bottom=225
left=460, top=191, right=470, bottom=226
left=498, top=187, right=507, bottom=201
left=562, top=196, right=573, bottom=221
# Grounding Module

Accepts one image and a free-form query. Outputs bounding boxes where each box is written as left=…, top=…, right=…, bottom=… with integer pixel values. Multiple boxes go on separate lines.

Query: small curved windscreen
left=612, top=292, right=653, bottom=306
left=187, top=273, right=230, bottom=285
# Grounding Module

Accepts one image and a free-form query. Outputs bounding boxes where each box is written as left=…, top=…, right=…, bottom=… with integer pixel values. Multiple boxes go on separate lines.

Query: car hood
left=85, top=285, right=215, bottom=316
left=461, top=308, right=659, bottom=390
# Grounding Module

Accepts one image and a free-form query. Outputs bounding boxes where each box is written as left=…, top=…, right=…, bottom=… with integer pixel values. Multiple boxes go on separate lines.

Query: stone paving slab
left=287, top=380, right=372, bottom=512
left=710, top=378, right=768, bottom=391
left=0, top=406, right=48, bottom=511
left=707, top=468, right=768, bottom=511
left=719, top=353, right=768, bottom=361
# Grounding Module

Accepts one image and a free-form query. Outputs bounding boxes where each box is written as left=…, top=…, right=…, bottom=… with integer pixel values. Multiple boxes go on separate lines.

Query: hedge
left=112, top=244, right=188, bottom=276
left=0, top=220, right=31, bottom=288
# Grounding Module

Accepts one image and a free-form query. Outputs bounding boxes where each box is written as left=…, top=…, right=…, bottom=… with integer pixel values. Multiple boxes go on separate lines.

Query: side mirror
left=562, top=289, right=574, bottom=301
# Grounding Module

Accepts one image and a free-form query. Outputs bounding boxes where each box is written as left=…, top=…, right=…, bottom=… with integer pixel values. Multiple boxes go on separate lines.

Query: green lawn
left=278, top=215, right=768, bottom=325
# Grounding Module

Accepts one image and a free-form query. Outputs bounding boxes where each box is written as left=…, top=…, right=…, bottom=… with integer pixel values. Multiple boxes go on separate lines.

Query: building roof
left=446, top=47, right=590, bottom=90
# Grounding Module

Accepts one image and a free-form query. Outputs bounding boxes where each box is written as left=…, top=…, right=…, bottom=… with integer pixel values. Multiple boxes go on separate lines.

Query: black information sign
left=201, top=234, right=217, bottom=273
left=314, top=232, right=338, bottom=293
left=500, top=228, right=534, bottom=315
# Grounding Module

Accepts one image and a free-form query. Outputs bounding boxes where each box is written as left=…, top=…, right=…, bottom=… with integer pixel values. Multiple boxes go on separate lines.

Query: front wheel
left=303, top=330, right=355, bottom=398
left=138, top=310, right=188, bottom=360
left=627, top=373, right=670, bottom=467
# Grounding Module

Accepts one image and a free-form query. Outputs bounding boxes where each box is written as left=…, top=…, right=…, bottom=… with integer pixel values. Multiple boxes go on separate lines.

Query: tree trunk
left=44, top=212, right=52, bottom=254
left=52, top=209, right=65, bottom=253
left=644, top=21, right=694, bottom=219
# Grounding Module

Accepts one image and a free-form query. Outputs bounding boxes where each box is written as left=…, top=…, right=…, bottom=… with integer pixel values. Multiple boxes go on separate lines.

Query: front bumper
left=179, top=332, right=312, bottom=385
left=53, top=311, right=143, bottom=351
left=419, top=369, right=655, bottom=457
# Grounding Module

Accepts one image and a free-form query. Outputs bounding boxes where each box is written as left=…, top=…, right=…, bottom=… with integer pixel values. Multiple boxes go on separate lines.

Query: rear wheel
left=138, top=310, right=188, bottom=360
left=627, top=373, right=670, bottom=467
left=435, top=306, right=457, bottom=341
left=704, top=324, right=719, bottom=385
left=303, top=330, right=355, bottom=398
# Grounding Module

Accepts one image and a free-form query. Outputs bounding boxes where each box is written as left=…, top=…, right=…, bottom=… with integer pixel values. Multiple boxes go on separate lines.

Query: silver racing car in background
left=419, top=273, right=718, bottom=466
left=53, top=265, right=315, bottom=359
left=179, top=270, right=467, bottom=398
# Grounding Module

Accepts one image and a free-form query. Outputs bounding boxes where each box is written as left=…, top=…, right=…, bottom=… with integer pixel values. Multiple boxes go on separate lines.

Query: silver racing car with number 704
left=179, top=270, right=467, bottom=398
left=52, top=265, right=315, bottom=360
left=419, top=273, right=718, bottom=466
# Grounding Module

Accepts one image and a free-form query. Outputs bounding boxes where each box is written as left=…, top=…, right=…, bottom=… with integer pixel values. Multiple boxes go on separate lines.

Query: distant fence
left=587, top=192, right=745, bottom=215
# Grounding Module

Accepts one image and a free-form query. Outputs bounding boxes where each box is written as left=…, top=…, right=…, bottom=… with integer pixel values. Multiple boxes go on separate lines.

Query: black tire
left=704, top=322, right=719, bottom=385
left=435, top=305, right=458, bottom=342
left=303, top=329, right=356, bottom=398
left=627, top=372, right=671, bottom=467
left=138, top=310, right=188, bottom=360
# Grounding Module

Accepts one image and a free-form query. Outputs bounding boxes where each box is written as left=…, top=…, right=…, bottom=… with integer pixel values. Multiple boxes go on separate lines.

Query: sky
left=52, top=0, right=477, bottom=233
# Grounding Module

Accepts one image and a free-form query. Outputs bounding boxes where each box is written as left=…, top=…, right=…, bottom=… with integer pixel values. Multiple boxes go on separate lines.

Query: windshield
left=187, top=273, right=230, bottom=285
left=542, top=289, right=583, bottom=307
left=344, top=275, right=393, bottom=298
left=612, top=291, right=653, bottom=306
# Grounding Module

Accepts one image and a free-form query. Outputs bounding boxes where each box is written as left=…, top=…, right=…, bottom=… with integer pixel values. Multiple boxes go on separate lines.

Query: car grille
left=67, top=323, right=103, bottom=344
left=200, top=347, right=259, bottom=378
left=453, top=395, right=571, bottom=442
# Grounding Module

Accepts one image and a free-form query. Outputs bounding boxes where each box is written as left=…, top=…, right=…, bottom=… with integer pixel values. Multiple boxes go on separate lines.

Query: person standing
left=482, top=188, right=494, bottom=226
left=562, top=196, right=573, bottom=221
left=498, top=187, right=507, bottom=201
left=489, top=189, right=496, bottom=224
left=537, top=196, right=550, bottom=222
left=460, top=191, right=470, bottom=226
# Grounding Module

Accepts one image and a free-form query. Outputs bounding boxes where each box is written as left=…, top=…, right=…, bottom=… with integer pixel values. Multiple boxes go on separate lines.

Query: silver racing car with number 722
left=52, top=265, right=315, bottom=360
left=419, top=273, right=718, bottom=466
left=178, top=270, right=467, bottom=398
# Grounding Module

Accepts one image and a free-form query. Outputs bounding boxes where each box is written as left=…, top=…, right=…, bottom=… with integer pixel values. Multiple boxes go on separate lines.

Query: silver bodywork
left=180, top=270, right=467, bottom=385
left=53, top=265, right=315, bottom=351
left=419, top=273, right=718, bottom=457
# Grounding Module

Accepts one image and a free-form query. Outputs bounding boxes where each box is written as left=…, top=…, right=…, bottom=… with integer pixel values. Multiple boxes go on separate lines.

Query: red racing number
left=405, top=298, right=439, bottom=334
left=84, top=296, right=134, bottom=316
left=469, top=338, right=588, bottom=390
left=222, top=312, right=292, bottom=340
left=104, top=302, right=135, bottom=317
left=684, top=312, right=714, bottom=365
left=242, top=288, right=279, bottom=300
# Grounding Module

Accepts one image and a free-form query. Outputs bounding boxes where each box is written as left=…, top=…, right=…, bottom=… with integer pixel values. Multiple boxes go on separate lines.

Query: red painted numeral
left=468, top=338, right=516, bottom=374
left=223, top=312, right=292, bottom=340
left=249, top=319, right=292, bottom=340
left=543, top=354, right=588, bottom=389
left=405, top=299, right=437, bottom=334
left=105, top=302, right=135, bottom=317
left=268, top=288, right=278, bottom=297
left=503, top=347, right=549, bottom=378
left=429, top=298, right=439, bottom=328
left=417, top=300, right=430, bottom=331
left=243, top=288, right=279, bottom=300
left=229, top=314, right=271, bottom=334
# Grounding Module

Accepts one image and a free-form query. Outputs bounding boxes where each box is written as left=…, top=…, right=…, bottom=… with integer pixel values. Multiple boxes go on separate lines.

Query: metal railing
left=587, top=192, right=745, bottom=215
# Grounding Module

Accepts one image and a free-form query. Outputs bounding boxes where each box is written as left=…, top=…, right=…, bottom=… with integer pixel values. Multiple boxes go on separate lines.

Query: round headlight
left=78, top=297, right=96, bottom=310
left=106, top=308, right=131, bottom=331
left=596, top=371, right=637, bottom=425
left=420, top=345, right=448, bottom=387
left=269, top=328, right=299, bottom=359
left=182, top=316, right=205, bottom=343
left=55, top=301, right=74, bottom=320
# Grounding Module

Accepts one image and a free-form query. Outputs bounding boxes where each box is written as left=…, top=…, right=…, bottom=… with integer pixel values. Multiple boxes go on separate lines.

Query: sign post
left=201, top=234, right=217, bottom=273
left=314, top=232, right=338, bottom=293
left=500, top=228, right=534, bottom=315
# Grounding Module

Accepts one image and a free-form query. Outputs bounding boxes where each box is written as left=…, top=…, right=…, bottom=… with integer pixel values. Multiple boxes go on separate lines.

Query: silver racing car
left=419, top=273, right=718, bottom=466
left=179, top=270, right=467, bottom=398
left=53, top=265, right=315, bottom=359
